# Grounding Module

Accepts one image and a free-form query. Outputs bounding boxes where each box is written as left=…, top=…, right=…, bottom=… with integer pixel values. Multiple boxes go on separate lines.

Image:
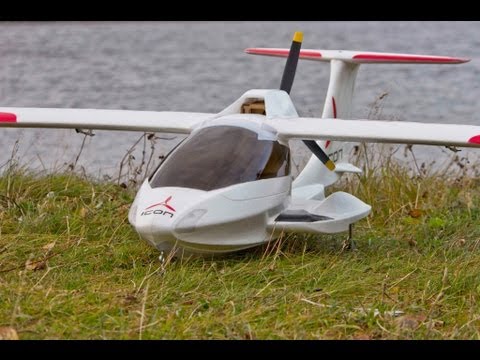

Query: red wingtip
left=468, top=135, right=480, bottom=145
left=0, top=112, right=17, bottom=123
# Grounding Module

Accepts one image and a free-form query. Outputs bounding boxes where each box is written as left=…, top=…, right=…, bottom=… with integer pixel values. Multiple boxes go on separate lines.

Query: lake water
left=1, top=21, right=480, bottom=180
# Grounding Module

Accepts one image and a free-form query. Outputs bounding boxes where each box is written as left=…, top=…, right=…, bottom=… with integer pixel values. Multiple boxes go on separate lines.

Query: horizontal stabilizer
left=245, top=48, right=469, bottom=64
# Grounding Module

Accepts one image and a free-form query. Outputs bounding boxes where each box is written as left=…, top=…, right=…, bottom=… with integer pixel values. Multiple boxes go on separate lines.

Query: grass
left=1, top=146, right=480, bottom=339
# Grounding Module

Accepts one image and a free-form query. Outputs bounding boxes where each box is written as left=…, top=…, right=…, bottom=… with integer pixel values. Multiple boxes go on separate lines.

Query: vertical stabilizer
left=293, top=60, right=359, bottom=188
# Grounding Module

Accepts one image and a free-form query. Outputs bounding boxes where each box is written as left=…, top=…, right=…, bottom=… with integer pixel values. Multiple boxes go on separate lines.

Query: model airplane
left=1, top=32, right=479, bottom=255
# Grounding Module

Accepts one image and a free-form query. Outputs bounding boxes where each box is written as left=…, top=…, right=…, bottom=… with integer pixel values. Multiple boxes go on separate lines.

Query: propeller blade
left=280, top=32, right=303, bottom=94
left=278, top=31, right=336, bottom=171
left=303, top=140, right=336, bottom=171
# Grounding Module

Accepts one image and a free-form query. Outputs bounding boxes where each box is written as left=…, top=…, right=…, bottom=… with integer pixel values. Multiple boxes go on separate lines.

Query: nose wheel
left=341, top=224, right=357, bottom=251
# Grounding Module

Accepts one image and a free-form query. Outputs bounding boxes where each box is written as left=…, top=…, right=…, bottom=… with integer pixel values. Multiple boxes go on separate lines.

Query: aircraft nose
left=130, top=187, right=207, bottom=248
left=135, top=199, right=175, bottom=233
left=131, top=201, right=176, bottom=248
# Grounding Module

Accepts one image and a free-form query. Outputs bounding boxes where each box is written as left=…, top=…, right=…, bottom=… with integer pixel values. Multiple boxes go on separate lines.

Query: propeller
left=279, top=32, right=336, bottom=171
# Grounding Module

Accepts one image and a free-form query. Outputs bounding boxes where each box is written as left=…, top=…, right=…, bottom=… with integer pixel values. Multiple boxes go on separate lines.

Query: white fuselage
left=128, top=115, right=292, bottom=255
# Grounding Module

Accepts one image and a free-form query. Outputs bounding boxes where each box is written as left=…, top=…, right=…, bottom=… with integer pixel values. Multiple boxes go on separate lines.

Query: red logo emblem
left=144, top=196, right=176, bottom=212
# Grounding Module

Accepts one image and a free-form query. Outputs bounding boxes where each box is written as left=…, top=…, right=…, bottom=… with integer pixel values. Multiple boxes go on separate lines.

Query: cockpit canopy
left=149, top=125, right=290, bottom=191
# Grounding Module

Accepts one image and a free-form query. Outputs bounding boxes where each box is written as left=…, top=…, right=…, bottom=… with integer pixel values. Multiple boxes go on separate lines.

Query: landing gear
left=341, top=224, right=357, bottom=251
left=158, top=251, right=165, bottom=264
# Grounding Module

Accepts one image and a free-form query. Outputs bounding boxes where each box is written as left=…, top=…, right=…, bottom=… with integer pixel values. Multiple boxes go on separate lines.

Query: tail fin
left=246, top=48, right=470, bottom=188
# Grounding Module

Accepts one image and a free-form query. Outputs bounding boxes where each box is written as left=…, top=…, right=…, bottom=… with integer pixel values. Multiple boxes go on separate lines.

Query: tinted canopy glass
left=149, top=126, right=290, bottom=191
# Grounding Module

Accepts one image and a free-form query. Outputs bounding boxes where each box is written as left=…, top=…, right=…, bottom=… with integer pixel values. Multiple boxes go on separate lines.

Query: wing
left=0, top=108, right=215, bottom=134
left=267, top=117, right=480, bottom=148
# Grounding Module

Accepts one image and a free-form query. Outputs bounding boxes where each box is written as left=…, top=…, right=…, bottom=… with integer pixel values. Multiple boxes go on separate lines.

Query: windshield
left=149, top=126, right=290, bottom=191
